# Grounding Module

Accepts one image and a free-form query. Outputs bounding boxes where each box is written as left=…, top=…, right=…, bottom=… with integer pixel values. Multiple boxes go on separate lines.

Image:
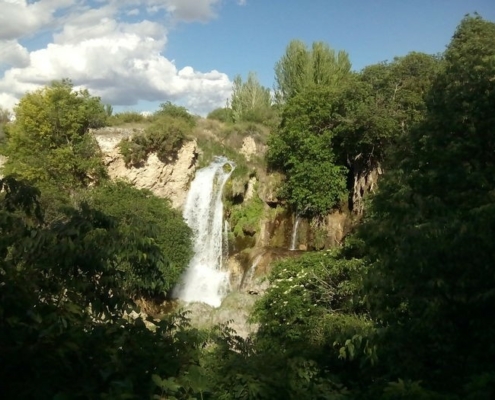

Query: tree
left=267, top=86, right=348, bottom=216
left=85, top=181, right=193, bottom=297
left=0, top=107, right=11, bottom=142
left=361, top=15, right=495, bottom=396
left=0, top=177, right=204, bottom=399
left=1, top=79, right=107, bottom=189
left=333, top=53, right=441, bottom=212
left=231, top=71, right=273, bottom=124
left=274, top=40, right=351, bottom=103
left=207, top=107, right=234, bottom=123
left=154, top=101, right=196, bottom=128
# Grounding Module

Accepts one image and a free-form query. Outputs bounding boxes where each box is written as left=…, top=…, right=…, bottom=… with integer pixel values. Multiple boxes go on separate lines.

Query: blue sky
left=1, top=0, right=494, bottom=115
left=167, top=0, right=495, bottom=89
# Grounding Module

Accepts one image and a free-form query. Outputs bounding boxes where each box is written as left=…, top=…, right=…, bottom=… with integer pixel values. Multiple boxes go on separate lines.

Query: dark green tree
left=334, top=53, right=441, bottom=212
left=85, top=181, right=192, bottom=297
left=361, top=15, right=495, bottom=396
left=0, top=177, right=202, bottom=399
left=267, top=86, right=348, bottom=216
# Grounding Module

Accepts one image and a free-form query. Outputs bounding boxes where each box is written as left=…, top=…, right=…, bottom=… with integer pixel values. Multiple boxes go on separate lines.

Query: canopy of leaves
left=274, top=40, right=352, bottom=103
left=359, top=14, right=495, bottom=396
left=268, top=86, right=348, bottom=216
left=84, top=181, right=193, bottom=297
left=155, top=101, right=197, bottom=128
left=207, top=107, right=234, bottom=123
left=1, top=79, right=107, bottom=189
left=334, top=52, right=442, bottom=170
left=231, top=72, right=276, bottom=125
left=0, top=177, right=203, bottom=399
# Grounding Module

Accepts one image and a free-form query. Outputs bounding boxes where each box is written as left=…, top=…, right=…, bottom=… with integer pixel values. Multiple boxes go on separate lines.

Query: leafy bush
left=84, top=181, right=193, bottom=297
left=154, top=101, right=196, bottom=127
left=107, top=111, right=148, bottom=126
left=207, top=107, right=233, bottom=123
left=0, top=177, right=205, bottom=399
left=253, top=250, right=370, bottom=348
left=230, top=194, right=264, bottom=238
left=119, top=115, right=191, bottom=167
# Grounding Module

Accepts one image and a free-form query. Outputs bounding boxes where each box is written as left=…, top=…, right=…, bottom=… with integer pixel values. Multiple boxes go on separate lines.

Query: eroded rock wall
left=94, top=128, right=198, bottom=209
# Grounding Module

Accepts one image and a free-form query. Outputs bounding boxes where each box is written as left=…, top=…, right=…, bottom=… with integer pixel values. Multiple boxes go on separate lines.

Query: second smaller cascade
left=289, top=216, right=301, bottom=251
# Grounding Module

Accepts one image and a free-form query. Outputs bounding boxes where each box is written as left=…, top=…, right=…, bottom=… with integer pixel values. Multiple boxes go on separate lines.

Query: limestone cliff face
left=93, top=128, right=198, bottom=209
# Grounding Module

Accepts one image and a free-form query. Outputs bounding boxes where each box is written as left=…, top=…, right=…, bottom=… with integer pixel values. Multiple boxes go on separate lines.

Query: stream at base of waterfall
left=172, top=157, right=234, bottom=308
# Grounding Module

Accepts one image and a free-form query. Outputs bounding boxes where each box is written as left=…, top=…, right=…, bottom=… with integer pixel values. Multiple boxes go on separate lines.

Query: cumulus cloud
left=0, top=40, right=30, bottom=67
left=0, top=0, right=239, bottom=115
left=0, top=0, right=74, bottom=40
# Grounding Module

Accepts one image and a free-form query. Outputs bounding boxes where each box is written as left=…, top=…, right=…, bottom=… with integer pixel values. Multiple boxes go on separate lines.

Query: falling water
left=289, top=216, right=301, bottom=251
left=173, top=157, right=234, bottom=307
left=241, top=253, right=263, bottom=289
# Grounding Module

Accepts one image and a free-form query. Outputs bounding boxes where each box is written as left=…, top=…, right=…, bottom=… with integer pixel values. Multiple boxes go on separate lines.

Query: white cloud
left=0, top=0, right=239, bottom=115
left=0, top=40, right=30, bottom=67
left=162, top=0, right=221, bottom=22
left=0, top=0, right=75, bottom=40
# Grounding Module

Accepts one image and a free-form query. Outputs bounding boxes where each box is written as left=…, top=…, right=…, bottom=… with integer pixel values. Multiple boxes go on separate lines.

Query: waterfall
left=173, top=157, right=234, bottom=307
left=289, top=216, right=301, bottom=251
left=241, top=253, right=263, bottom=288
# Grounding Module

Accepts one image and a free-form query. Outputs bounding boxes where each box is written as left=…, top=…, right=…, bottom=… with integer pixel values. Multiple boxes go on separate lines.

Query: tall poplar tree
left=231, top=71, right=272, bottom=123
left=274, top=40, right=351, bottom=103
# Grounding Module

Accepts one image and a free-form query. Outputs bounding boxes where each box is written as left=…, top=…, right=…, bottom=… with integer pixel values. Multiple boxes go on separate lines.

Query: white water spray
left=289, top=216, right=301, bottom=251
left=173, top=157, right=234, bottom=307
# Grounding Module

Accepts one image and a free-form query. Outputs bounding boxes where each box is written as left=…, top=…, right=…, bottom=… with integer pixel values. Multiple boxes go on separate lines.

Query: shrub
left=207, top=107, right=233, bottom=123
left=85, top=181, right=193, bottom=297
left=107, top=111, right=147, bottom=126
left=154, top=101, right=196, bottom=128
left=119, top=116, right=191, bottom=167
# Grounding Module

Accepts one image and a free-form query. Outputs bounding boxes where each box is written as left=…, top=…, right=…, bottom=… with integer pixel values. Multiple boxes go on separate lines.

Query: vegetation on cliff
left=0, top=13, right=494, bottom=400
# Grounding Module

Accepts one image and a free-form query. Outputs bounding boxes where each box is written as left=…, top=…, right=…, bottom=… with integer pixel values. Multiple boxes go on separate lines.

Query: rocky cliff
left=94, top=127, right=198, bottom=209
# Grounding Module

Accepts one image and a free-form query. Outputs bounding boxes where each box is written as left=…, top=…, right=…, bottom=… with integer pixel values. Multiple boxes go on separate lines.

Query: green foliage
left=207, top=107, right=234, bottom=123
left=1, top=79, right=107, bottom=189
left=253, top=250, right=370, bottom=350
left=119, top=115, right=190, bottom=167
left=275, top=40, right=352, bottom=103
left=230, top=194, right=264, bottom=239
left=84, top=181, right=193, bottom=297
left=268, top=86, right=348, bottom=216
left=359, top=14, right=495, bottom=396
left=107, top=110, right=148, bottom=125
left=105, top=103, right=113, bottom=117
left=0, top=107, right=11, bottom=142
left=0, top=177, right=203, bottom=399
left=203, top=323, right=351, bottom=400
left=334, top=52, right=441, bottom=170
left=231, top=72, right=276, bottom=125
left=155, top=101, right=197, bottom=128
left=0, top=107, right=11, bottom=124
